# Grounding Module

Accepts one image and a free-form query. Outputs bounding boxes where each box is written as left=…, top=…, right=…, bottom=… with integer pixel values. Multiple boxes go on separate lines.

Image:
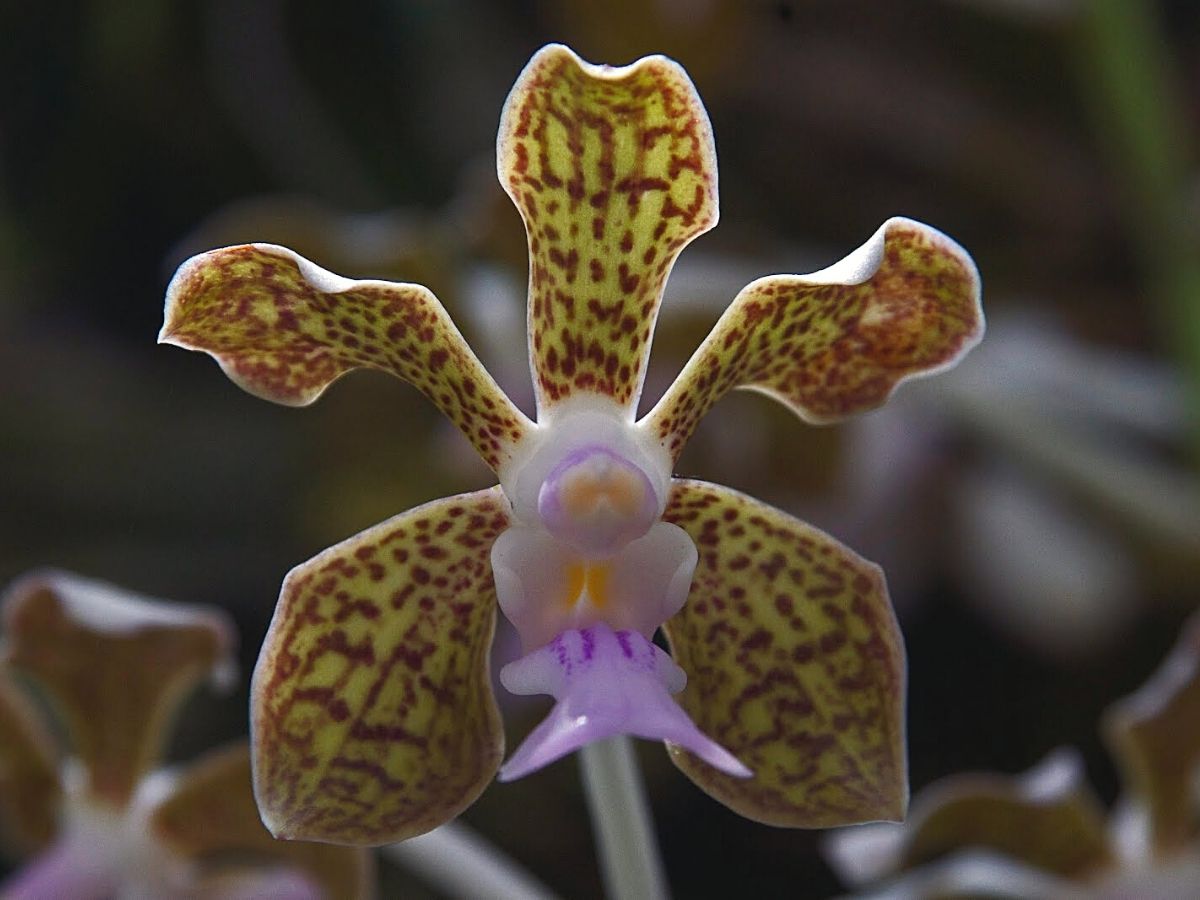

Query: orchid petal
left=160, top=243, right=532, bottom=471
left=149, top=744, right=375, bottom=899
left=0, top=672, right=61, bottom=856
left=1, top=570, right=235, bottom=807
left=660, top=479, right=907, bottom=826
left=498, top=44, right=718, bottom=416
left=497, top=624, right=748, bottom=781
left=825, top=749, right=1112, bottom=887
left=251, top=488, right=509, bottom=845
left=645, top=218, right=982, bottom=461
left=1104, top=610, right=1200, bottom=855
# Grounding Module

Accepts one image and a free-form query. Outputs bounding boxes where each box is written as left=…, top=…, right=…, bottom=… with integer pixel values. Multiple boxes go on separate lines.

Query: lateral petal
left=1, top=570, right=234, bottom=808
left=148, top=743, right=374, bottom=899
left=660, top=479, right=907, bottom=827
left=160, top=243, right=532, bottom=471
left=252, top=488, right=509, bottom=845
left=645, top=218, right=982, bottom=460
left=498, top=44, right=718, bottom=415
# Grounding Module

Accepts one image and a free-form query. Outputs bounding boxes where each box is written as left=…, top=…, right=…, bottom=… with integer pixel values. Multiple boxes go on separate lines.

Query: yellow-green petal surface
left=2, top=570, right=234, bottom=808
left=160, top=243, right=531, bottom=471
left=0, top=671, right=61, bottom=856
left=646, top=218, right=982, bottom=460
left=1105, top=611, right=1200, bottom=855
left=252, top=488, right=510, bottom=845
left=661, top=479, right=906, bottom=827
left=498, top=44, right=718, bottom=415
left=150, top=743, right=375, bottom=899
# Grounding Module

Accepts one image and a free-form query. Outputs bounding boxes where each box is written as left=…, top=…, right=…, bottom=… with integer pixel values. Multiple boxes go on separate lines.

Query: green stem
left=1075, top=0, right=1200, bottom=457
left=580, top=736, right=670, bottom=900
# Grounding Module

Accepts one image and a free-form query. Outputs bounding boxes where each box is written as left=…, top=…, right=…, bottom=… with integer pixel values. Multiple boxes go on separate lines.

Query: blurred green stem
left=581, top=736, right=670, bottom=900
left=1075, top=0, right=1200, bottom=457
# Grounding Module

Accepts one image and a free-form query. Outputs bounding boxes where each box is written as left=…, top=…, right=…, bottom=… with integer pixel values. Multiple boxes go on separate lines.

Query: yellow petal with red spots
left=252, top=488, right=510, bottom=845
left=1104, top=610, right=1200, bottom=855
left=646, top=218, right=982, bottom=461
left=1, top=570, right=235, bottom=808
left=660, top=479, right=906, bottom=827
left=149, top=743, right=375, bottom=898
left=498, top=44, right=718, bottom=415
left=0, top=671, right=61, bottom=856
left=160, top=243, right=532, bottom=472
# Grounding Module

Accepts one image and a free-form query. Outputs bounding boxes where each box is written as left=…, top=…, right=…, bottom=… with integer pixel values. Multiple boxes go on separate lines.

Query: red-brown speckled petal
left=2, top=570, right=235, bottom=809
left=252, top=488, right=510, bottom=846
left=498, top=44, right=718, bottom=416
left=1104, top=610, right=1200, bottom=855
left=645, top=218, right=982, bottom=461
left=149, top=743, right=375, bottom=898
left=160, top=243, right=532, bottom=472
left=661, top=479, right=907, bottom=827
left=0, top=671, right=61, bottom=856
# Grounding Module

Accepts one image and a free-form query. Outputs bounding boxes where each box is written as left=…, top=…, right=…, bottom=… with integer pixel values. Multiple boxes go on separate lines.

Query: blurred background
left=2, top=1, right=1198, bottom=896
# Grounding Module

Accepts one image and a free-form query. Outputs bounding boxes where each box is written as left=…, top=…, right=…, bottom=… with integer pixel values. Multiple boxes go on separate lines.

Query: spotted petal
left=645, top=218, right=982, bottom=460
left=498, top=44, right=718, bottom=415
left=0, top=671, right=60, bottom=856
left=252, top=488, right=510, bottom=845
left=149, top=743, right=375, bottom=899
left=1, top=570, right=235, bottom=808
left=1104, top=610, right=1200, bottom=855
left=161, top=243, right=532, bottom=471
left=660, top=479, right=906, bottom=826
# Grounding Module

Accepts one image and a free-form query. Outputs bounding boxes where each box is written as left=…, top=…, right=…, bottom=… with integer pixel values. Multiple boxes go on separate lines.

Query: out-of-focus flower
left=832, top=313, right=1200, bottom=660
left=0, top=570, right=371, bottom=899
left=160, top=44, right=982, bottom=845
left=825, top=610, right=1200, bottom=898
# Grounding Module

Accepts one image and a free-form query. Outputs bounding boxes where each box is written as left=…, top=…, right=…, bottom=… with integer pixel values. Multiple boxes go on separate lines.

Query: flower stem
left=1074, top=0, right=1200, bottom=458
left=580, top=735, right=670, bottom=900
left=382, top=819, right=561, bottom=900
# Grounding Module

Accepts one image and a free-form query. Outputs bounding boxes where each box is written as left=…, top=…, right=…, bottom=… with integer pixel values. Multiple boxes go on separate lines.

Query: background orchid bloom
left=160, top=43, right=982, bottom=846
left=0, top=570, right=372, bottom=899
left=825, top=611, right=1200, bottom=899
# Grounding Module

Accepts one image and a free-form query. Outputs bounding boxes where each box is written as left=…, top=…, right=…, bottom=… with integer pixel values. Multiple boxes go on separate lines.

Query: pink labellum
left=497, top=624, right=751, bottom=782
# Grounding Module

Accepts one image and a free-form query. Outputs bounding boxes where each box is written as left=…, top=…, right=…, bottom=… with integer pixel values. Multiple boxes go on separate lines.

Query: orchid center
left=563, top=560, right=611, bottom=611
left=538, top=445, right=658, bottom=556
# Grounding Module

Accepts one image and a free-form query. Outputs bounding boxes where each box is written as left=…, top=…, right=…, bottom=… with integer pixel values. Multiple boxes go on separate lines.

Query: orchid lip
left=497, top=624, right=751, bottom=782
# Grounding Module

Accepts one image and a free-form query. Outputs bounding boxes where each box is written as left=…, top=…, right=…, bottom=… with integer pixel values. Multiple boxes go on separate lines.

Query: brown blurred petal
left=895, top=750, right=1113, bottom=877
left=0, top=670, right=61, bottom=857
left=149, top=743, right=374, bottom=900
left=1105, top=611, right=1200, bottom=856
left=2, top=570, right=235, bottom=808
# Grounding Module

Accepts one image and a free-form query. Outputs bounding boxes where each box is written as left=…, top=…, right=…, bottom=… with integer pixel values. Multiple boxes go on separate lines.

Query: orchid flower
left=0, top=570, right=372, bottom=899
left=825, top=611, right=1200, bottom=899
left=160, top=44, right=982, bottom=845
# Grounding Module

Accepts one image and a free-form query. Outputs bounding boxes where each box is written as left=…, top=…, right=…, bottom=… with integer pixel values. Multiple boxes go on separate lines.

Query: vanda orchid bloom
left=160, top=44, right=982, bottom=845
left=0, top=571, right=371, bottom=899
